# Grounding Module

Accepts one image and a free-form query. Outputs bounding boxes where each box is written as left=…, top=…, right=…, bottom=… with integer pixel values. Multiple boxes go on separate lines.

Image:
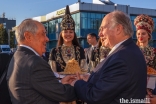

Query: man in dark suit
left=6, top=19, right=76, bottom=104
left=69, top=11, right=147, bottom=104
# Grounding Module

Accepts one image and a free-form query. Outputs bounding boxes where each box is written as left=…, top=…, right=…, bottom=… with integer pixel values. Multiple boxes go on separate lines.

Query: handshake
left=61, top=73, right=90, bottom=86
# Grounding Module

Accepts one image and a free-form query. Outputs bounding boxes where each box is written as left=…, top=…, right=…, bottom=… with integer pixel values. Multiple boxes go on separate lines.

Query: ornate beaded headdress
left=134, top=14, right=154, bottom=35
left=60, top=5, right=75, bottom=30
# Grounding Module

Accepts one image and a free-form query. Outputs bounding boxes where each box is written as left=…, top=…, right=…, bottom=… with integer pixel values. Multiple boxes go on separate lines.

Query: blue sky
left=0, top=0, right=155, bottom=25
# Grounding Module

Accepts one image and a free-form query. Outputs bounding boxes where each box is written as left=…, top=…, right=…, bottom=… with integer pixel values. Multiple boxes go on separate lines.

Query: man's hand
left=150, top=96, right=156, bottom=104
left=70, top=73, right=81, bottom=86
left=80, top=74, right=90, bottom=82
left=147, top=88, right=153, bottom=98
left=70, top=73, right=90, bottom=86
left=61, top=75, right=76, bottom=84
left=70, top=79, right=77, bottom=86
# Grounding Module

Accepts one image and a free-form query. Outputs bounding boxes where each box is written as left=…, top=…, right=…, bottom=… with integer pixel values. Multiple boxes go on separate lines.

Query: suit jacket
left=85, top=46, right=96, bottom=72
left=74, top=38, right=147, bottom=104
left=85, top=47, right=92, bottom=64
left=6, top=46, right=76, bottom=104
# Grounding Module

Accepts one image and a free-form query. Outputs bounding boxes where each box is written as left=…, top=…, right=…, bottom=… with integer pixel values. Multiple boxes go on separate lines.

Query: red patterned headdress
left=134, top=14, right=154, bottom=35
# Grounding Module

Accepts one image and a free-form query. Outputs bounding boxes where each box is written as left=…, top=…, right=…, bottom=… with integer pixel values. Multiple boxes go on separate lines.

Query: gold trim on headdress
left=60, top=5, right=75, bottom=30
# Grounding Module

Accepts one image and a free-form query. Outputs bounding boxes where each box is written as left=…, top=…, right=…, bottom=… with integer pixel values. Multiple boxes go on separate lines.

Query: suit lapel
left=88, top=38, right=134, bottom=81
left=92, top=43, right=124, bottom=72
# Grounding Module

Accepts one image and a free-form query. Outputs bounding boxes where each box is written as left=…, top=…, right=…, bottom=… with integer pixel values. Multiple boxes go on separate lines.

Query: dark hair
left=87, top=33, right=97, bottom=40
left=57, top=31, right=80, bottom=47
left=97, top=38, right=102, bottom=48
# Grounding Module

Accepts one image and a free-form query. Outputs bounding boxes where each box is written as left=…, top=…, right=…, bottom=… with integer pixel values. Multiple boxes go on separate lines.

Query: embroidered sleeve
left=152, top=48, right=156, bottom=70
left=49, top=48, right=55, bottom=61
left=49, top=60, right=57, bottom=72
left=56, top=47, right=65, bottom=70
left=79, top=47, right=86, bottom=59
left=91, top=61, right=96, bottom=68
left=48, top=48, right=57, bottom=72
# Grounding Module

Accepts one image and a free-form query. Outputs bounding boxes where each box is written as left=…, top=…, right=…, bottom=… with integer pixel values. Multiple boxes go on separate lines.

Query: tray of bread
left=59, top=59, right=87, bottom=75
left=147, top=66, right=156, bottom=77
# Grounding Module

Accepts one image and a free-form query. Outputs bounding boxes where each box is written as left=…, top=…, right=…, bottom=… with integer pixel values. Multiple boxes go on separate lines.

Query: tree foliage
left=0, top=24, right=16, bottom=48
left=10, top=31, right=15, bottom=48
left=0, top=24, right=8, bottom=44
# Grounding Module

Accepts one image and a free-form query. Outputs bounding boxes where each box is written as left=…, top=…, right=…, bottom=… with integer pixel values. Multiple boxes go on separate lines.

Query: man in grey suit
left=85, top=33, right=98, bottom=72
left=6, top=19, right=76, bottom=104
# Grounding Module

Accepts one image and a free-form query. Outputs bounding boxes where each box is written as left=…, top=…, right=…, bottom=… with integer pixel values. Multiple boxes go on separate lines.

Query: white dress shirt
left=108, top=39, right=128, bottom=56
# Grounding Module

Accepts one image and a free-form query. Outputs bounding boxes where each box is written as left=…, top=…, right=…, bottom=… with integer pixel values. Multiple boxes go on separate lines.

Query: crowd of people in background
left=1, top=4, right=155, bottom=104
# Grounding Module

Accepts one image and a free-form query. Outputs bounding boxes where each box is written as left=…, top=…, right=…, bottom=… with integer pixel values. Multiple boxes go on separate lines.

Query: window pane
left=75, top=13, right=80, bottom=37
left=96, top=13, right=101, bottom=19
left=152, top=32, right=156, bottom=40
left=96, top=19, right=101, bottom=29
left=131, top=20, right=136, bottom=31
left=81, top=17, right=87, bottom=29
left=153, top=40, right=156, bottom=47
left=91, top=13, right=95, bottom=18
left=49, top=21, right=56, bottom=33
left=101, top=14, right=105, bottom=18
left=88, top=18, right=91, bottom=29
left=91, top=18, right=94, bottom=29
left=130, top=16, right=136, bottom=21
left=42, top=22, right=48, bottom=33
left=81, top=12, right=87, bottom=18
left=58, top=18, right=62, bottom=23
left=88, top=13, right=90, bottom=18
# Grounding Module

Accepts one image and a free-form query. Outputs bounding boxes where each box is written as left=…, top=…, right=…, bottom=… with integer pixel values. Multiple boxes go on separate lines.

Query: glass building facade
left=44, top=12, right=156, bottom=51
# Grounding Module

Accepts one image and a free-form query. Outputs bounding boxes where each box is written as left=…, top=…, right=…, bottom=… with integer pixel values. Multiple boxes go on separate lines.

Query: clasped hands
left=146, top=88, right=156, bottom=104
left=61, top=73, right=90, bottom=86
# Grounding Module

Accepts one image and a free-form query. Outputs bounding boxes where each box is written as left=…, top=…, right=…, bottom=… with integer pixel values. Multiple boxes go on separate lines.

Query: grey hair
left=108, top=10, right=134, bottom=37
left=15, top=19, right=38, bottom=43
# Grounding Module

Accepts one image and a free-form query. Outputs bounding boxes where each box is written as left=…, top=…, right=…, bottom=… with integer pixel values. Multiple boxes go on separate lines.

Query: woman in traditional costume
left=134, top=14, right=156, bottom=103
left=91, top=38, right=110, bottom=69
left=134, top=14, right=156, bottom=69
left=49, top=5, right=87, bottom=77
left=49, top=5, right=87, bottom=104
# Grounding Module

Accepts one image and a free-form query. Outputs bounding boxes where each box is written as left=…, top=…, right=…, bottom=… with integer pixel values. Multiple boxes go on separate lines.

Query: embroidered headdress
left=134, top=14, right=154, bottom=35
left=60, top=5, right=75, bottom=30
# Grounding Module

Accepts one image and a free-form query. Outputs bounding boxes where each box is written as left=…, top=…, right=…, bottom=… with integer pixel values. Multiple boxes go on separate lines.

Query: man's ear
left=24, top=32, right=32, bottom=42
left=116, top=24, right=122, bottom=35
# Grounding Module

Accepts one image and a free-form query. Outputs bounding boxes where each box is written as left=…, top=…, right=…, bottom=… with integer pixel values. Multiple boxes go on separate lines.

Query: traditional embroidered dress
left=140, top=45, right=156, bottom=70
left=91, top=46, right=110, bottom=68
left=49, top=45, right=86, bottom=72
